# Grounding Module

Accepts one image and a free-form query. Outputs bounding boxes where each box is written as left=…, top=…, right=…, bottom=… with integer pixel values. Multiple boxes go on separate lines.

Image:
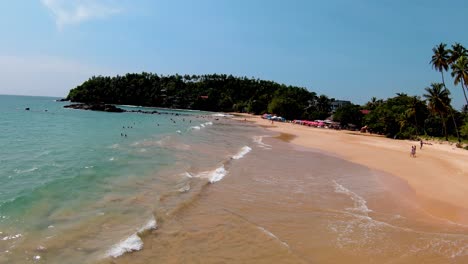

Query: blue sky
left=1, top=0, right=467, bottom=108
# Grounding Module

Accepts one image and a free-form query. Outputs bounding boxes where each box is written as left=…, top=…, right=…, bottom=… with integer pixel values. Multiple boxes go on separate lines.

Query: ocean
left=1, top=95, right=467, bottom=264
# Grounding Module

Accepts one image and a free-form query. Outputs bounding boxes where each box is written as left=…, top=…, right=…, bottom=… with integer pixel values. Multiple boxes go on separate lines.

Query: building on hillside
left=330, top=100, right=351, bottom=112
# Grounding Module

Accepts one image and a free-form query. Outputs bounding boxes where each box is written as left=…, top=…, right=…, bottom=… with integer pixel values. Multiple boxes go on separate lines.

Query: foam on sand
left=253, top=136, right=272, bottom=149
left=333, top=180, right=372, bottom=215
left=257, top=226, right=290, bottom=249
left=232, top=146, right=252, bottom=160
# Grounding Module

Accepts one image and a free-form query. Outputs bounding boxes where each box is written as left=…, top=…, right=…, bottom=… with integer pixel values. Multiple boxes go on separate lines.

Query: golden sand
left=237, top=114, right=468, bottom=225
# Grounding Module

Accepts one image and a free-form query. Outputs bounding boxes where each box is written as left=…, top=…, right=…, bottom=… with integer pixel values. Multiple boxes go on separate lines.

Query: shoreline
left=235, top=114, right=468, bottom=225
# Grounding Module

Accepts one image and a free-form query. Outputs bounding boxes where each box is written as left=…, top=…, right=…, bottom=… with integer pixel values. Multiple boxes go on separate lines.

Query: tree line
left=67, top=42, right=468, bottom=144
left=333, top=42, right=468, bottom=144
left=67, top=73, right=333, bottom=121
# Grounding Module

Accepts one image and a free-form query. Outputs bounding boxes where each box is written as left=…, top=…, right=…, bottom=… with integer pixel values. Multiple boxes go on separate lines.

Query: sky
left=1, top=0, right=467, bottom=108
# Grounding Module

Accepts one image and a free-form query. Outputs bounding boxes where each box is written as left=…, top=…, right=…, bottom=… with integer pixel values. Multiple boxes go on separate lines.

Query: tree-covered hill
left=66, top=73, right=333, bottom=120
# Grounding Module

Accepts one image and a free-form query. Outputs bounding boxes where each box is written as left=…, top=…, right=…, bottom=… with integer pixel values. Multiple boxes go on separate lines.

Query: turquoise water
left=0, top=95, right=261, bottom=263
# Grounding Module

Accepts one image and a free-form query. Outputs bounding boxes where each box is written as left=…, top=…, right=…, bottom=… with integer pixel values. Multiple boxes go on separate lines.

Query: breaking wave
left=186, top=165, right=228, bottom=183
left=107, top=217, right=157, bottom=258
left=232, top=146, right=252, bottom=160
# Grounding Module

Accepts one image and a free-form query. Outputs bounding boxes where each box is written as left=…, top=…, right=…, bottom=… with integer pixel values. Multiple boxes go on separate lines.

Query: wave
left=14, top=167, right=38, bottom=174
left=232, top=146, right=252, bottom=160
left=257, top=227, right=290, bottom=249
left=107, top=216, right=157, bottom=258
left=138, top=217, right=158, bottom=233
left=190, top=126, right=201, bottom=130
left=333, top=180, right=372, bottom=215
left=188, top=165, right=228, bottom=183
left=2, top=234, right=22, bottom=241
left=253, top=136, right=272, bottom=149
left=178, top=184, right=191, bottom=193
left=107, top=234, right=143, bottom=258
left=109, top=157, right=115, bottom=161
left=212, top=113, right=233, bottom=118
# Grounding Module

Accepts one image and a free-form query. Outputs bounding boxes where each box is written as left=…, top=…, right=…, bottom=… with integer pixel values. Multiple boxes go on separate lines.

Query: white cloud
left=41, top=0, right=121, bottom=29
left=0, top=55, right=113, bottom=97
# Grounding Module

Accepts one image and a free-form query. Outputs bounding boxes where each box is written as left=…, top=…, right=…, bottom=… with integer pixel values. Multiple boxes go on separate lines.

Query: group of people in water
left=118, top=113, right=218, bottom=138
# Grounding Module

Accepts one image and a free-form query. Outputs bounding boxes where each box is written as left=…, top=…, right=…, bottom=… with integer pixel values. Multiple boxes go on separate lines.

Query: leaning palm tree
left=423, top=83, right=451, bottom=140
left=451, top=56, right=468, bottom=104
left=430, top=43, right=450, bottom=86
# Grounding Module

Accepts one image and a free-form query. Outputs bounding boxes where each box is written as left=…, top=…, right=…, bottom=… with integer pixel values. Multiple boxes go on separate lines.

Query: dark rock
left=64, top=104, right=125, bottom=113
left=56, top=98, right=69, bottom=102
left=25, top=108, right=30, bottom=111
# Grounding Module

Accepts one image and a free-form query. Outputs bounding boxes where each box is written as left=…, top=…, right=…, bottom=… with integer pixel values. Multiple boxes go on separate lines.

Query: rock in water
left=64, top=104, right=125, bottom=113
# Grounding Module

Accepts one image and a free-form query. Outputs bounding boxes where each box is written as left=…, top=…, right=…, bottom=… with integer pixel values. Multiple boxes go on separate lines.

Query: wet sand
left=106, top=120, right=468, bottom=263
left=239, top=114, right=468, bottom=226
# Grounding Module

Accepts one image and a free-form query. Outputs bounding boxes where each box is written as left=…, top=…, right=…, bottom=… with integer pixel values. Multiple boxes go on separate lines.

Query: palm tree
left=423, top=83, right=451, bottom=140
left=430, top=43, right=450, bottom=86
left=449, top=43, right=467, bottom=65
left=451, top=56, right=468, bottom=104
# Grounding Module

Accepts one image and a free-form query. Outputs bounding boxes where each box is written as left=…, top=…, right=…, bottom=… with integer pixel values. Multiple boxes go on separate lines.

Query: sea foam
left=232, top=146, right=252, bottom=160
left=333, top=180, right=372, bottom=215
left=107, top=217, right=157, bottom=258
left=253, top=136, right=272, bottom=149
left=191, top=165, right=228, bottom=183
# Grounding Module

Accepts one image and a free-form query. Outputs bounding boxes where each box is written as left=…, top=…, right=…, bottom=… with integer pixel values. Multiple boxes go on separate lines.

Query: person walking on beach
left=420, top=139, right=423, bottom=149
left=410, top=145, right=416, bottom=158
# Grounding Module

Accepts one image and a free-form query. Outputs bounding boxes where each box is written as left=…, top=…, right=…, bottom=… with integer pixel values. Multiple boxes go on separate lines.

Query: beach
left=237, top=114, right=468, bottom=226
left=2, top=96, right=468, bottom=263
left=109, top=115, right=468, bottom=264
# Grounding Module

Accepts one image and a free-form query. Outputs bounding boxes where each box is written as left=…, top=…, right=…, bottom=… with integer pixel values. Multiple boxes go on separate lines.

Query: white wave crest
left=333, top=180, right=372, bottom=215
left=190, top=126, right=201, bottom=130
left=232, top=146, right=252, bottom=160
left=192, top=165, right=228, bottom=183
left=107, top=217, right=157, bottom=258
left=107, top=234, right=143, bottom=258
left=2, top=234, right=22, bottom=241
left=14, top=167, right=38, bottom=174
left=204, top=121, right=213, bottom=125
left=138, top=217, right=157, bottom=233
left=212, top=113, right=233, bottom=118
left=200, top=124, right=205, bottom=127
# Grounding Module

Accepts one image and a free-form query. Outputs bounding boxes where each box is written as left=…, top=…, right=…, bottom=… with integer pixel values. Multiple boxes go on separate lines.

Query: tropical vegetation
left=66, top=42, right=468, bottom=144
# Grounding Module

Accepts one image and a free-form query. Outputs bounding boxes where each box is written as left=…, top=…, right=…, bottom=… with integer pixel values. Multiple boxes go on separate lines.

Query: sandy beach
left=236, top=114, right=468, bottom=225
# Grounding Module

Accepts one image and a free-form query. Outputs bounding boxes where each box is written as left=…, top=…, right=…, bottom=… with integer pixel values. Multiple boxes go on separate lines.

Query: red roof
left=360, top=109, right=371, bottom=115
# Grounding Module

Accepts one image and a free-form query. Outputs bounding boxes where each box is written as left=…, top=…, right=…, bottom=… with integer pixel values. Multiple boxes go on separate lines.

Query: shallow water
left=0, top=95, right=260, bottom=263
left=1, top=95, right=468, bottom=263
left=109, top=136, right=468, bottom=264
